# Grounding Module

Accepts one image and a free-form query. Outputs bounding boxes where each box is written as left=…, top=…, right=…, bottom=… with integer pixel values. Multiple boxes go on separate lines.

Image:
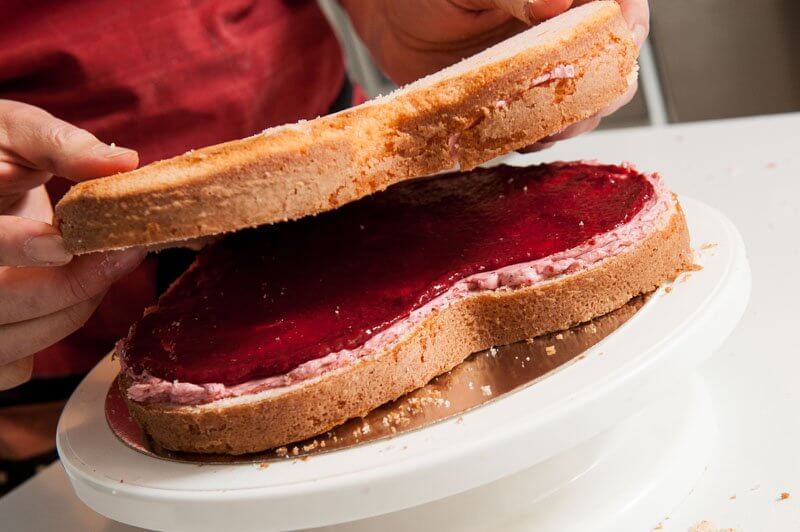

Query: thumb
left=456, top=0, right=574, bottom=24
left=0, top=100, right=138, bottom=181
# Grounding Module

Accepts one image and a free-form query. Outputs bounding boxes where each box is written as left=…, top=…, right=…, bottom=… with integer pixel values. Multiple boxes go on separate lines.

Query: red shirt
left=0, top=0, right=346, bottom=377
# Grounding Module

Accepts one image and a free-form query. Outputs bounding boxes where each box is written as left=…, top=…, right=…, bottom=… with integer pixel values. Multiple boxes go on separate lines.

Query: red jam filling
left=122, top=163, right=653, bottom=386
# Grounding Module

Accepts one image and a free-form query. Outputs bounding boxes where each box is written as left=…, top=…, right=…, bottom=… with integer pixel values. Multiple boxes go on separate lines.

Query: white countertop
left=3, top=112, right=799, bottom=531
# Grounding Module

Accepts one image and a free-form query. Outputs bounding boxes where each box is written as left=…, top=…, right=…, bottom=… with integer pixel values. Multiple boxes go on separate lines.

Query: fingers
left=0, top=159, right=51, bottom=196
left=0, top=357, right=33, bottom=391
left=0, top=215, right=72, bottom=266
left=456, top=0, right=648, bottom=44
left=525, top=0, right=574, bottom=23
left=456, top=0, right=574, bottom=24
left=0, top=292, right=105, bottom=367
left=516, top=115, right=600, bottom=153
left=516, top=141, right=557, bottom=153
left=0, top=99, right=139, bottom=181
left=540, top=114, right=602, bottom=142
left=0, top=248, right=145, bottom=324
left=0, top=160, right=50, bottom=212
left=617, top=0, right=649, bottom=48
left=5, top=185, right=53, bottom=223
left=573, top=0, right=649, bottom=48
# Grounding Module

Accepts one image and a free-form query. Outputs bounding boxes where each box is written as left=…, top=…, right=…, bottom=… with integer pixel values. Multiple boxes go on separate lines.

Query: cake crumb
left=258, top=463, right=270, bottom=469
left=665, top=286, right=672, bottom=293
left=488, top=346, right=499, bottom=357
left=700, top=242, right=718, bottom=250
left=302, top=440, right=319, bottom=452
left=654, top=523, right=663, bottom=530
left=275, top=446, right=288, bottom=457
left=481, top=385, right=493, bottom=397
left=729, top=494, right=736, bottom=500
left=291, top=446, right=299, bottom=456
left=779, top=491, right=790, bottom=501
left=689, top=520, right=737, bottom=532
left=545, top=345, right=557, bottom=356
left=555, top=333, right=564, bottom=340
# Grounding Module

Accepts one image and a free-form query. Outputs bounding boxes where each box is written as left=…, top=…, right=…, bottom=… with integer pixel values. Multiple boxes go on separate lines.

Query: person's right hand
left=343, top=0, right=649, bottom=151
left=0, top=100, right=145, bottom=390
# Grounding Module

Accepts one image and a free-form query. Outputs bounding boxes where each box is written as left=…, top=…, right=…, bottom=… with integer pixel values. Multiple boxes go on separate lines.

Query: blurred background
left=319, top=0, right=800, bottom=128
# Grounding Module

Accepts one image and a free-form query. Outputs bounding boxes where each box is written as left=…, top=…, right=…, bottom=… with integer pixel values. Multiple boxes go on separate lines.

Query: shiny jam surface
left=123, top=163, right=653, bottom=385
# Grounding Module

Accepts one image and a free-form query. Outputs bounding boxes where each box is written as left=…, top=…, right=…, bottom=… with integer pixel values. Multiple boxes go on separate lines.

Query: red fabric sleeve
left=0, top=0, right=345, bottom=377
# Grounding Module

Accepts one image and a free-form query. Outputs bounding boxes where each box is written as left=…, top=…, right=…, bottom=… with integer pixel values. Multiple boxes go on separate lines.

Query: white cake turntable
left=57, top=196, right=750, bottom=531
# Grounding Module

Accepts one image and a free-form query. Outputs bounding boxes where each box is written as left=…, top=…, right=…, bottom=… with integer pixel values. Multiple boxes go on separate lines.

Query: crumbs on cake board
left=302, top=440, right=320, bottom=453
left=689, top=520, right=737, bottom=532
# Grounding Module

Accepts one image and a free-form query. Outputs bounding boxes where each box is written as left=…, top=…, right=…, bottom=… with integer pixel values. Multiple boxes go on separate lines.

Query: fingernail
left=632, top=24, right=648, bottom=48
left=24, top=235, right=73, bottom=265
left=92, top=143, right=137, bottom=159
left=101, top=248, right=146, bottom=278
left=524, top=0, right=537, bottom=24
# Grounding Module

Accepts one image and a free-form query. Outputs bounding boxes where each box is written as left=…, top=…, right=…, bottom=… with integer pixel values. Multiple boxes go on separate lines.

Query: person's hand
left=0, top=100, right=145, bottom=390
left=341, top=0, right=649, bottom=146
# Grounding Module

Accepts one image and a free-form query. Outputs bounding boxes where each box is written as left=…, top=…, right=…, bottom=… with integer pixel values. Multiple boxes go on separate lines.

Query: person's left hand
left=341, top=0, right=649, bottom=147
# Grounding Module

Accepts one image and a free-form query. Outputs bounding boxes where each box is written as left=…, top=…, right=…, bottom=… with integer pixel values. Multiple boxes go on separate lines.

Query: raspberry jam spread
left=122, top=163, right=653, bottom=387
